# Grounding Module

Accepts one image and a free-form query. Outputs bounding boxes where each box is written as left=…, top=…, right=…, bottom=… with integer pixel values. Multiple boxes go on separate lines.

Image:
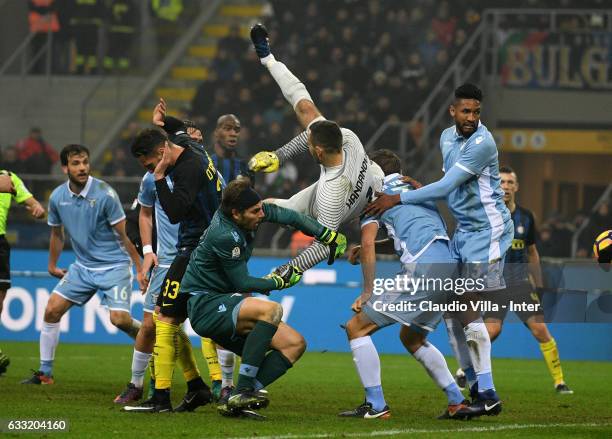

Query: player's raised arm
left=364, top=166, right=473, bottom=217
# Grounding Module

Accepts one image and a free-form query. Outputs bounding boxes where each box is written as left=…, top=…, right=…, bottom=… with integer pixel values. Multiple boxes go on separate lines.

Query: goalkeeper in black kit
left=179, top=179, right=346, bottom=419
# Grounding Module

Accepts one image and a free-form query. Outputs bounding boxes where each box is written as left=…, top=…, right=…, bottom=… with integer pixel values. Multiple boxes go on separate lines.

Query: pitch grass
left=1, top=341, right=611, bottom=438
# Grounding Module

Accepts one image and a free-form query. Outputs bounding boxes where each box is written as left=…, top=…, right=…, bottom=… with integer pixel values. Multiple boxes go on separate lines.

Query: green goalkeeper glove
left=264, top=264, right=303, bottom=290
left=317, top=227, right=347, bottom=265
left=248, top=151, right=280, bottom=173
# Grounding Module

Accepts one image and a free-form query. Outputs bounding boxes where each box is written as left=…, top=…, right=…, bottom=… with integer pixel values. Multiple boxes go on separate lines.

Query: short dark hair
left=309, top=120, right=342, bottom=153
left=183, top=119, right=200, bottom=131
left=221, top=179, right=256, bottom=216
left=60, top=144, right=89, bottom=166
left=454, top=83, right=483, bottom=102
left=499, top=165, right=515, bottom=174
left=369, top=149, right=401, bottom=175
left=131, top=128, right=167, bottom=158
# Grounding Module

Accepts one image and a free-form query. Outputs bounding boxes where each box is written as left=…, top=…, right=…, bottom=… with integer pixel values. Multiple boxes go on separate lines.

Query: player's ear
left=61, top=165, right=68, bottom=176
left=449, top=104, right=455, bottom=118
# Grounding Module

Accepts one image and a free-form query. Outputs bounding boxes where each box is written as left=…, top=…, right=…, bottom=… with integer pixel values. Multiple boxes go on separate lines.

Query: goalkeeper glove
left=318, top=227, right=347, bottom=265
left=248, top=151, right=280, bottom=173
left=264, top=264, right=303, bottom=290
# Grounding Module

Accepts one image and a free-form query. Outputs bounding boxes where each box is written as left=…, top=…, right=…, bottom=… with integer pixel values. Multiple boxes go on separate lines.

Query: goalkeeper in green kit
left=180, top=179, right=346, bottom=419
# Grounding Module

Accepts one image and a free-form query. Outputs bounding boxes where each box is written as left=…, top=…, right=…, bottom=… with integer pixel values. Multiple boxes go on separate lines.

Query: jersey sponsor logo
left=218, top=304, right=227, bottom=313
left=345, top=156, right=369, bottom=209
left=59, top=201, right=72, bottom=206
left=232, top=246, right=241, bottom=258
left=517, top=225, right=525, bottom=234
left=511, top=238, right=525, bottom=250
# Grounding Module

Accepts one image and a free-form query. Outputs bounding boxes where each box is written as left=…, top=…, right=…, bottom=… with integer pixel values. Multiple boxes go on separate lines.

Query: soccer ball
left=593, top=230, right=612, bottom=264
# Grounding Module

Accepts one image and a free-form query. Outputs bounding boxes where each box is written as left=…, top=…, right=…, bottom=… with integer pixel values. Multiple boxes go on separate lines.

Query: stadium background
left=0, top=1, right=611, bottom=436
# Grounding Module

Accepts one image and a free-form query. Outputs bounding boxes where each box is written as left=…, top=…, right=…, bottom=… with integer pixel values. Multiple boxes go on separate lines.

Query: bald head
left=214, top=114, right=241, bottom=152
left=216, top=114, right=240, bottom=128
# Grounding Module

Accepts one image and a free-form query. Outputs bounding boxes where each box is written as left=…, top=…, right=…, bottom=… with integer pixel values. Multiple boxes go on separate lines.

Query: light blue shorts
left=364, top=240, right=456, bottom=333
left=450, top=220, right=514, bottom=291
left=143, top=264, right=170, bottom=313
left=53, top=263, right=133, bottom=312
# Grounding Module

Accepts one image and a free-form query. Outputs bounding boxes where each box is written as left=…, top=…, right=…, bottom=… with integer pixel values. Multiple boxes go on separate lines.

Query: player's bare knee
left=400, top=326, right=425, bottom=354
left=44, top=305, right=63, bottom=323
left=261, top=301, right=283, bottom=325
left=109, top=311, right=132, bottom=330
left=485, top=321, right=502, bottom=341
left=283, top=333, right=306, bottom=363
left=529, top=323, right=550, bottom=343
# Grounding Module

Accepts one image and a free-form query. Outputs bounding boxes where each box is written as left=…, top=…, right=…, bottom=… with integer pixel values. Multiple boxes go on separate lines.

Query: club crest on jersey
left=232, top=246, right=241, bottom=258
left=88, top=198, right=96, bottom=208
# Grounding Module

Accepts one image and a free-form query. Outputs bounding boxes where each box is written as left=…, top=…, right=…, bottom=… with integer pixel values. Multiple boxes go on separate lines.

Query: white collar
left=67, top=176, right=93, bottom=198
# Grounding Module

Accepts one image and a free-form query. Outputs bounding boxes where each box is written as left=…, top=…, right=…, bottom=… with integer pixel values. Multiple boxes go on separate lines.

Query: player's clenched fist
left=265, top=264, right=303, bottom=290
left=248, top=151, right=280, bottom=173
left=317, top=227, right=347, bottom=265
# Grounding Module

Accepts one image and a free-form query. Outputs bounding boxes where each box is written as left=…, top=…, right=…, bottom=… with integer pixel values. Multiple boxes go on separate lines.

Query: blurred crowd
left=4, top=0, right=609, bottom=252
left=538, top=201, right=612, bottom=258
left=25, top=0, right=196, bottom=75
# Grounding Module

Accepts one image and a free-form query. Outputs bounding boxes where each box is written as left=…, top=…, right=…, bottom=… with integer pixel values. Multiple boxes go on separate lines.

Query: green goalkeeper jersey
left=0, top=171, right=33, bottom=235
left=181, top=203, right=325, bottom=295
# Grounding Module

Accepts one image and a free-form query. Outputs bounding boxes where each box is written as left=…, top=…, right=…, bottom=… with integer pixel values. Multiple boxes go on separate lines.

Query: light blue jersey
left=137, top=172, right=179, bottom=265
left=362, top=173, right=449, bottom=263
left=439, top=122, right=510, bottom=232
left=48, top=176, right=129, bottom=269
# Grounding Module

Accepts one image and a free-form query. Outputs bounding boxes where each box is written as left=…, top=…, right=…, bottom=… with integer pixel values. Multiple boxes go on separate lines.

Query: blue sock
left=464, top=366, right=477, bottom=388
left=364, top=385, right=386, bottom=411
left=479, top=388, right=499, bottom=401
left=477, top=372, right=494, bottom=392
left=40, top=360, right=53, bottom=376
left=444, top=382, right=465, bottom=405
left=443, top=383, right=465, bottom=405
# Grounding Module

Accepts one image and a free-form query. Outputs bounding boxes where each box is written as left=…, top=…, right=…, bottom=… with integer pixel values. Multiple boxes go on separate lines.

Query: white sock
left=349, top=336, right=381, bottom=388
left=130, top=349, right=151, bottom=388
left=412, top=342, right=455, bottom=390
left=445, top=317, right=473, bottom=371
left=218, top=348, right=235, bottom=387
left=260, top=53, right=275, bottom=66
left=266, top=59, right=313, bottom=109
left=464, top=318, right=492, bottom=375
left=40, top=321, right=60, bottom=367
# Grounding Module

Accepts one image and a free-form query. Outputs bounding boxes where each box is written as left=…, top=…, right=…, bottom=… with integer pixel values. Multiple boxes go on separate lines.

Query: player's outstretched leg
left=250, top=23, right=322, bottom=129
left=398, top=326, right=476, bottom=420
left=338, top=313, right=390, bottom=419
